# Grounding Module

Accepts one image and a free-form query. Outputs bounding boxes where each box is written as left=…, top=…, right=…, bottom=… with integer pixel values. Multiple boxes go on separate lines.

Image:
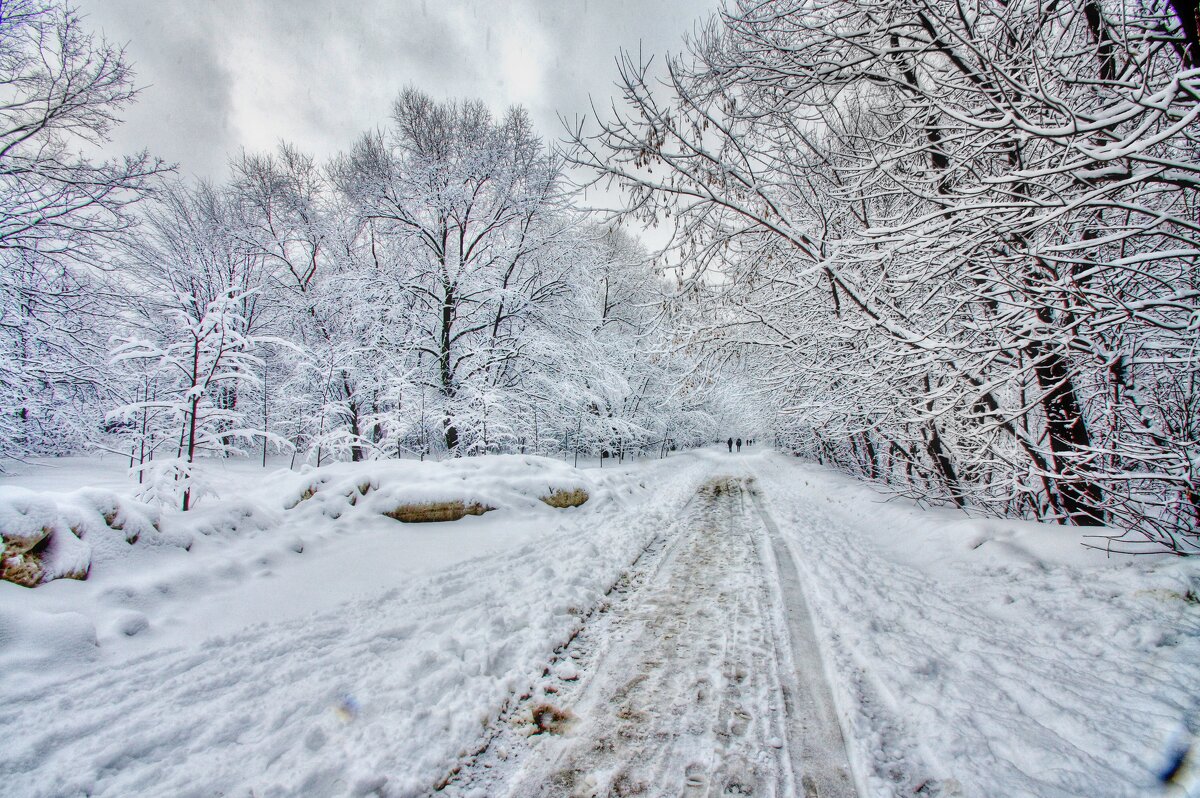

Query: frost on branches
left=568, top=0, right=1200, bottom=550
left=0, top=1, right=166, bottom=459
left=90, top=91, right=723, bottom=509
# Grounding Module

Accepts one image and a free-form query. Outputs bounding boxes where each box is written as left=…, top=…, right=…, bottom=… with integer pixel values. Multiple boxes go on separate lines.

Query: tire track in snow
left=0, top=461, right=713, bottom=798
left=440, top=475, right=858, bottom=797
left=745, top=478, right=858, bottom=798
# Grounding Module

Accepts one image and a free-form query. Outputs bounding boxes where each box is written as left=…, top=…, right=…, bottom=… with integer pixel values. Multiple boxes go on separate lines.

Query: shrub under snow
left=282, top=454, right=601, bottom=523
left=0, top=487, right=186, bottom=587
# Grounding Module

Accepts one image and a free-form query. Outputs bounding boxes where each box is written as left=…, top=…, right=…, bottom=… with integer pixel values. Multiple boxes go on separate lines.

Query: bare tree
left=0, top=0, right=167, bottom=460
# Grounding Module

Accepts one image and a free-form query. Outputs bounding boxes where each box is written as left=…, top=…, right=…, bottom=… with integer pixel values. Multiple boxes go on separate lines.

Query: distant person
left=727, top=437, right=733, bottom=453
left=736, top=437, right=742, bottom=452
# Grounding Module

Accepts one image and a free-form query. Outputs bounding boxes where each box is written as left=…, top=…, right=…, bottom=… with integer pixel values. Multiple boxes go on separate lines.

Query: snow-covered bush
left=0, top=486, right=186, bottom=587
left=282, top=455, right=606, bottom=524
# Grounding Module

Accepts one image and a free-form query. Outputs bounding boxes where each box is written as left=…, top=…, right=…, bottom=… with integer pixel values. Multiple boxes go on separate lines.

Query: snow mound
left=0, top=486, right=184, bottom=587
left=0, top=605, right=98, bottom=670
left=283, top=455, right=602, bottom=523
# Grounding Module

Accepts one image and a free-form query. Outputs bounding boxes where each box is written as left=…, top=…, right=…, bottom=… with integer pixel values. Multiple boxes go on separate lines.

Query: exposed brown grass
left=0, top=529, right=88, bottom=587
left=103, top=511, right=139, bottom=543
left=540, top=487, right=589, bottom=508
left=382, top=500, right=494, bottom=523
left=529, top=702, right=575, bottom=735
left=1, top=524, right=50, bottom=556
left=284, top=484, right=319, bottom=510
left=0, top=552, right=44, bottom=587
left=1, top=526, right=50, bottom=586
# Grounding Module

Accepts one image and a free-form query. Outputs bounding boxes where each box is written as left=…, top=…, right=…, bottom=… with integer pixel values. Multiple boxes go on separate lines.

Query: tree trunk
left=183, top=394, right=200, bottom=512
left=924, top=420, right=966, bottom=509
left=261, top=357, right=269, bottom=468
left=343, top=372, right=364, bottom=462
left=1026, top=337, right=1106, bottom=525
left=862, top=432, right=879, bottom=480
left=440, top=281, right=458, bottom=454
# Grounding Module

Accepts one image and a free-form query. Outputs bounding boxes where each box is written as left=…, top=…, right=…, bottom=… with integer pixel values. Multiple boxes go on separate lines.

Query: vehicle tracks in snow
left=436, top=474, right=857, bottom=798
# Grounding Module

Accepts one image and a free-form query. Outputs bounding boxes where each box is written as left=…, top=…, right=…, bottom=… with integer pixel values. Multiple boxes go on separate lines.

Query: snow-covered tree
left=112, top=182, right=276, bottom=509
left=0, top=0, right=166, bottom=461
left=332, top=88, right=575, bottom=454
left=570, top=0, right=1200, bottom=549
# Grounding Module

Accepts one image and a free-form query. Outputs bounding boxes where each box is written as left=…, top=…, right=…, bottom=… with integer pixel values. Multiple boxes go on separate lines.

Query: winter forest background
left=2, top=0, right=1198, bottom=551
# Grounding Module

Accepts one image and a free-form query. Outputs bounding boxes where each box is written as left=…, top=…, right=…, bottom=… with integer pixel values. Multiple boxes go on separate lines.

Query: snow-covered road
left=441, top=473, right=856, bottom=797
left=0, top=455, right=713, bottom=797
left=751, top=455, right=1198, bottom=798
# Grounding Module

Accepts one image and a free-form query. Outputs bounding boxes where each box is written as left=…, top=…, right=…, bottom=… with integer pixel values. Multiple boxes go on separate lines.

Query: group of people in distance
left=726, top=437, right=754, bottom=452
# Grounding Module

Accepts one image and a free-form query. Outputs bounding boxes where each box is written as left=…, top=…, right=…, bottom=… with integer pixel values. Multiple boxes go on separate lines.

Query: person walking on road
left=736, top=437, right=742, bottom=452
left=727, top=437, right=733, bottom=453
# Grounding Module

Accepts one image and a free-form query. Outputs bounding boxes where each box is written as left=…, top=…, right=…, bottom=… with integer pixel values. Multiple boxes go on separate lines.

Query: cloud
left=82, top=0, right=238, bottom=177
left=77, top=0, right=719, bottom=178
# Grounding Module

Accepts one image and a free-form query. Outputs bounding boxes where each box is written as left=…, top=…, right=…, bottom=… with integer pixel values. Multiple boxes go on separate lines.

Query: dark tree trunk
left=1167, top=0, right=1200, bottom=67
left=183, top=394, right=199, bottom=512
left=862, top=432, right=879, bottom=480
left=440, top=281, right=458, bottom=454
left=344, top=373, right=364, bottom=462
left=924, top=420, right=966, bottom=509
left=348, top=402, right=364, bottom=462
left=921, top=376, right=966, bottom=507
left=1027, top=336, right=1106, bottom=526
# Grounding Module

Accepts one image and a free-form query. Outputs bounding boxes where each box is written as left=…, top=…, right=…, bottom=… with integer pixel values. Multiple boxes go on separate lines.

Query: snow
left=280, top=453, right=599, bottom=518
left=0, top=449, right=1196, bottom=796
left=751, top=452, right=1200, bottom=797
left=0, top=484, right=178, bottom=587
left=0, top=451, right=712, bottom=796
left=439, top=468, right=856, bottom=797
left=552, top=659, right=580, bottom=681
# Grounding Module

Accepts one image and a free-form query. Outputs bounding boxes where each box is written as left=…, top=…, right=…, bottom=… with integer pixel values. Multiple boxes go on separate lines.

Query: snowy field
left=1, top=450, right=1196, bottom=797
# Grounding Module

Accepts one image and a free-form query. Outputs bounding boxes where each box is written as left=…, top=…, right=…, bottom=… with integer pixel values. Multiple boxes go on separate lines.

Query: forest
left=2, top=0, right=1198, bottom=551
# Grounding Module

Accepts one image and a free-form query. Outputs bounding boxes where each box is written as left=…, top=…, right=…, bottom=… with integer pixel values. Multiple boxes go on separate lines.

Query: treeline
left=0, top=2, right=733, bottom=509
left=571, top=0, right=1200, bottom=551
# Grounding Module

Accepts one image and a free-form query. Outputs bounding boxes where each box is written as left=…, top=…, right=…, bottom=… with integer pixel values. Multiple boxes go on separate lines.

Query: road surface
left=439, top=473, right=857, bottom=797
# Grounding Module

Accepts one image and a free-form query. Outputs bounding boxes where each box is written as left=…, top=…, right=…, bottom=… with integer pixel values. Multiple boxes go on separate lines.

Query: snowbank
left=0, top=455, right=615, bottom=590
left=280, top=454, right=603, bottom=522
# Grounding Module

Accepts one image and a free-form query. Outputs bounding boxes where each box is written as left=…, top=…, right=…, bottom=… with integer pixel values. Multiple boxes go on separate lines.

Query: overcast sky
left=79, top=0, right=719, bottom=180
